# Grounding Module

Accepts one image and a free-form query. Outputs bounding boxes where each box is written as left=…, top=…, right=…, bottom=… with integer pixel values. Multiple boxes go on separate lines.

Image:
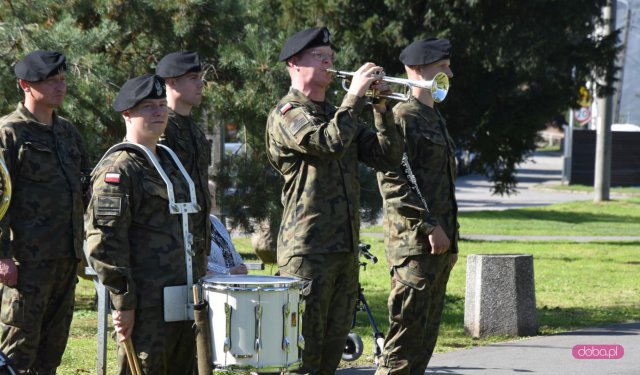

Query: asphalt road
left=456, top=151, right=593, bottom=212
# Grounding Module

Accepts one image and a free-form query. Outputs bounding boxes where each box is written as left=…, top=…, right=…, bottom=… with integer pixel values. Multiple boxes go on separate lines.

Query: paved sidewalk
left=337, top=321, right=640, bottom=375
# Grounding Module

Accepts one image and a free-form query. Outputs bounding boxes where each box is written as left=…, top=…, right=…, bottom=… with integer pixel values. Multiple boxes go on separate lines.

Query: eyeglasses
left=308, top=51, right=335, bottom=62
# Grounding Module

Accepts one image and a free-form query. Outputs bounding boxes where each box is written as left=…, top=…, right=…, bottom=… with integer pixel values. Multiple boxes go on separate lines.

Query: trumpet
left=328, top=68, right=450, bottom=103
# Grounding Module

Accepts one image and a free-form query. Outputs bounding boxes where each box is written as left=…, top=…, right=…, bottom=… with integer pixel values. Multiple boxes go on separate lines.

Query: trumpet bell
left=0, top=158, right=11, bottom=221
left=430, top=72, right=450, bottom=103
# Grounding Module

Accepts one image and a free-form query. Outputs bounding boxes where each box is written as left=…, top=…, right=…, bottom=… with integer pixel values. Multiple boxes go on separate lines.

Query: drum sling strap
left=95, top=142, right=199, bottom=321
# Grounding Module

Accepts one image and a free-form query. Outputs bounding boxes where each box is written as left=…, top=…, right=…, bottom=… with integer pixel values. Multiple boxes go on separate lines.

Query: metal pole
left=613, top=1, right=631, bottom=122
left=594, top=0, right=616, bottom=202
left=562, top=110, right=574, bottom=184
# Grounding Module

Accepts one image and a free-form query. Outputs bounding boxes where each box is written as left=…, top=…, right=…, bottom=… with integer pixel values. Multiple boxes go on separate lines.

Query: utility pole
left=613, top=1, right=632, bottom=123
left=594, top=0, right=616, bottom=202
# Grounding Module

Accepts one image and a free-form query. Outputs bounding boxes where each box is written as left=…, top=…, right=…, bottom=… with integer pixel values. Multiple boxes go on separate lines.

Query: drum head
left=200, top=274, right=302, bottom=289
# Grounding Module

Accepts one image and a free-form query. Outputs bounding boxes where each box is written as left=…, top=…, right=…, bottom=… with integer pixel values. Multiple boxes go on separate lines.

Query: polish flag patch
left=104, top=172, right=121, bottom=184
left=279, top=102, right=293, bottom=115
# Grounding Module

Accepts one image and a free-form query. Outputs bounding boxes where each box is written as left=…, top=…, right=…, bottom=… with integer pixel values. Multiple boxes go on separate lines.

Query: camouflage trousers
left=0, top=258, right=77, bottom=375
left=116, top=306, right=195, bottom=375
left=375, top=252, right=453, bottom=375
left=279, top=252, right=359, bottom=375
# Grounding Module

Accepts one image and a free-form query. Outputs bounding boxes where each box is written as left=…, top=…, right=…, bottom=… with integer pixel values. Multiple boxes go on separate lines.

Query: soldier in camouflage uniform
left=156, top=51, right=211, bottom=277
left=375, top=39, right=459, bottom=375
left=0, top=50, right=88, bottom=374
left=86, top=74, right=202, bottom=375
left=266, top=26, right=402, bottom=374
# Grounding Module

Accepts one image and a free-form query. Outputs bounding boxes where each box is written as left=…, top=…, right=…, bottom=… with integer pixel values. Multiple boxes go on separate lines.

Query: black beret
left=15, top=50, right=67, bottom=81
left=156, top=51, right=202, bottom=78
left=279, top=26, right=332, bottom=61
left=400, top=38, right=451, bottom=66
left=112, top=74, right=166, bottom=112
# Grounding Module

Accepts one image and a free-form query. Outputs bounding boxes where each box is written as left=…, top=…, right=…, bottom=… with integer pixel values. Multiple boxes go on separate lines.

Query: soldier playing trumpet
left=266, top=26, right=402, bottom=374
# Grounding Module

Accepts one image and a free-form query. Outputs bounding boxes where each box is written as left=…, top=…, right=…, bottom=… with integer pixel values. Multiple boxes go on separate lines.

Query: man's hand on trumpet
left=347, top=62, right=385, bottom=98
left=370, top=80, right=392, bottom=113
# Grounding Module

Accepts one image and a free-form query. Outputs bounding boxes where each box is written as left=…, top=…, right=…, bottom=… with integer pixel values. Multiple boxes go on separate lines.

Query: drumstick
left=124, top=343, right=136, bottom=375
left=124, top=337, right=143, bottom=375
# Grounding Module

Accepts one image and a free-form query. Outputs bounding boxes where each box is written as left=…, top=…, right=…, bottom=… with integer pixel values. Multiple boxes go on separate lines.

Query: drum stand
left=342, top=243, right=385, bottom=363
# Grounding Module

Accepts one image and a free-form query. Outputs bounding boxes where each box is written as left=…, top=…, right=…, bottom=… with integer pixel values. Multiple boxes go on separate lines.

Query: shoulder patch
left=95, top=194, right=122, bottom=217
left=289, top=112, right=310, bottom=136
left=104, top=172, right=121, bottom=184
left=278, top=102, right=294, bottom=115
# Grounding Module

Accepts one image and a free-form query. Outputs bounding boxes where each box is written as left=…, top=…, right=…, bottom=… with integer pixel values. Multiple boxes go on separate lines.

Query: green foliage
left=214, top=151, right=284, bottom=232
left=271, top=0, right=618, bottom=194
left=0, top=0, right=619, bottom=226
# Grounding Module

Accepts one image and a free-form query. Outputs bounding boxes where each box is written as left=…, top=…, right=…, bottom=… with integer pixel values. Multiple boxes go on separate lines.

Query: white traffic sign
left=574, top=106, right=591, bottom=125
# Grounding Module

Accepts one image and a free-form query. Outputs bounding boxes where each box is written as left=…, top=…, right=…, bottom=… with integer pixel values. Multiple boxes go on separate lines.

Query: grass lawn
left=59, top=199, right=640, bottom=373
left=341, top=236, right=640, bottom=366
left=366, top=198, right=640, bottom=236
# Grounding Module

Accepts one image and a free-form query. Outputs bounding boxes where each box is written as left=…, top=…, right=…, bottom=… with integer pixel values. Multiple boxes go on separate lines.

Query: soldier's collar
left=167, top=107, right=193, bottom=129
left=16, top=102, right=59, bottom=130
left=287, top=87, right=327, bottom=114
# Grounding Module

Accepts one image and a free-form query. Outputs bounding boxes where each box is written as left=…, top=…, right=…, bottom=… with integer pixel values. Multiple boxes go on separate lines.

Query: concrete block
left=464, top=254, right=538, bottom=337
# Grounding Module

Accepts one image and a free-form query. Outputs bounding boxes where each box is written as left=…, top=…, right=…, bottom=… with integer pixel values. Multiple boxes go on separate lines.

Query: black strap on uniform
left=400, top=143, right=431, bottom=214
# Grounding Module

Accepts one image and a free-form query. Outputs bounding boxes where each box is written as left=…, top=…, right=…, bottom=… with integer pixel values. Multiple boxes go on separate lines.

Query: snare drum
left=200, top=275, right=305, bottom=372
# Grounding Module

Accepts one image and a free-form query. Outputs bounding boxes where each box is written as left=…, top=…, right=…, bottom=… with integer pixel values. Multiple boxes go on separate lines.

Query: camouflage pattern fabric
left=159, top=109, right=211, bottom=276
left=279, top=253, right=358, bottom=375
left=0, top=259, right=77, bottom=374
left=377, top=97, right=459, bottom=267
left=0, top=103, right=87, bottom=374
left=86, top=147, right=205, bottom=310
left=266, top=87, right=401, bottom=374
left=376, top=253, right=453, bottom=375
left=115, top=306, right=195, bottom=375
left=375, top=98, right=459, bottom=374
left=266, top=87, right=402, bottom=258
left=0, top=103, right=88, bottom=261
left=86, top=146, right=204, bottom=374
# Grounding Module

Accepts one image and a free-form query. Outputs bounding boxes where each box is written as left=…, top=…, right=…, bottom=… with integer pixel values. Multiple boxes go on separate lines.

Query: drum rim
left=200, top=275, right=304, bottom=289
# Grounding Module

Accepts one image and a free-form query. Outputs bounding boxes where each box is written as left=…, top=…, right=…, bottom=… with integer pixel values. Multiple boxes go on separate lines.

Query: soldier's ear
left=18, top=79, right=30, bottom=92
left=287, top=57, right=298, bottom=69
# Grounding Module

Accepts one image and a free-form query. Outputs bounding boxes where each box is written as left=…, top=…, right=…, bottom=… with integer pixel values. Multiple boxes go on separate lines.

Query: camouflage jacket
left=266, top=87, right=402, bottom=258
left=377, top=98, right=459, bottom=266
left=159, top=109, right=211, bottom=258
left=0, top=103, right=88, bottom=261
left=85, top=147, right=205, bottom=310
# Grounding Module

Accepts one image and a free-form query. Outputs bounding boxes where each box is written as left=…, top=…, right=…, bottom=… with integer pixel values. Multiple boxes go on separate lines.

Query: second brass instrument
left=328, top=69, right=449, bottom=103
left=0, top=158, right=11, bottom=221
